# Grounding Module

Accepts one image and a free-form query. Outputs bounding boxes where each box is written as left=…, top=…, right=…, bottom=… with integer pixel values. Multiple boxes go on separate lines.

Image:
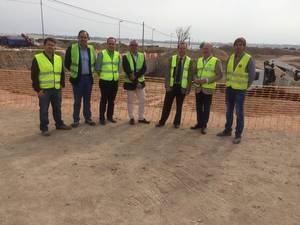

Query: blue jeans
left=38, top=89, right=63, bottom=131
left=224, top=87, right=246, bottom=137
left=72, top=75, right=93, bottom=122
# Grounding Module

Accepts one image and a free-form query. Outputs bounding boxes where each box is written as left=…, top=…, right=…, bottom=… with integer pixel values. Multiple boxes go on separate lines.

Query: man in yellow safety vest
left=95, top=37, right=121, bottom=125
left=65, top=30, right=96, bottom=128
left=191, top=42, right=223, bottom=134
left=122, top=40, right=150, bottom=125
left=217, top=37, right=256, bottom=144
left=156, top=42, right=193, bottom=128
left=31, top=37, right=71, bottom=136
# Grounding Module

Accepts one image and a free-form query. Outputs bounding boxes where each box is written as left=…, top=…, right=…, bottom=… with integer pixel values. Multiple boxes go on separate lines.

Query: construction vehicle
left=0, top=34, right=34, bottom=47
left=252, top=59, right=300, bottom=86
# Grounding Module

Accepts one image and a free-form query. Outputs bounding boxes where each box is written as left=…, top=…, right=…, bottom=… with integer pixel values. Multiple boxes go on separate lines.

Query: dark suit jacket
left=64, top=44, right=94, bottom=84
left=122, top=53, right=147, bottom=90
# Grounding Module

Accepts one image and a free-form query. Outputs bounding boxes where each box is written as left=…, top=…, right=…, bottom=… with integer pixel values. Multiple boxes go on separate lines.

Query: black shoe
left=108, top=118, right=117, bottom=123
left=156, top=123, right=164, bottom=127
left=190, top=124, right=201, bottom=130
left=138, top=118, right=150, bottom=124
left=173, top=124, right=180, bottom=129
left=201, top=127, right=207, bottom=135
left=71, top=121, right=79, bottom=128
left=129, top=118, right=135, bottom=125
left=99, top=119, right=106, bottom=125
left=233, top=136, right=241, bottom=144
left=56, top=124, right=72, bottom=130
left=216, top=130, right=232, bottom=137
left=85, top=119, right=96, bottom=126
left=41, top=130, right=50, bottom=136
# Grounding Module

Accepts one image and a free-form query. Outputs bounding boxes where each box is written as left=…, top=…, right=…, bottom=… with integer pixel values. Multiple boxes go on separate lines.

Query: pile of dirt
left=2, top=42, right=300, bottom=84
left=0, top=44, right=228, bottom=73
left=153, top=47, right=228, bottom=76
left=0, top=49, right=65, bottom=70
left=220, top=45, right=300, bottom=58
left=0, top=49, right=40, bottom=70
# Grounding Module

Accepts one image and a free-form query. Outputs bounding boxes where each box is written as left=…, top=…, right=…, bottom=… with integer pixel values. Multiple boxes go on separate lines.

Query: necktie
left=176, top=58, right=182, bottom=83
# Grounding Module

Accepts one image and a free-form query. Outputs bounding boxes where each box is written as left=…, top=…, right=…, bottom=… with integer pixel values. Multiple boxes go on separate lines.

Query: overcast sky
left=1, top=0, right=300, bottom=45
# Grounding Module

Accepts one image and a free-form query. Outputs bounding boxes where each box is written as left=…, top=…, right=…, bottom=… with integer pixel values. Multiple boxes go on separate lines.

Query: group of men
left=31, top=30, right=255, bottom=144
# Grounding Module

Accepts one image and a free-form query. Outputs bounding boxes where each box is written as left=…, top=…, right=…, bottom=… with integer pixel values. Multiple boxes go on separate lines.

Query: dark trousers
left=224, top=87, right=246, bottom=137
left=99, top=79, right=119, bottom=120
left=72, top=75, right=93, bottom=123
left=159, top=84, right=185, bottom=125
left=195, top=91, right=213, bottom=128
left=38, top=89, right=63, bottom=131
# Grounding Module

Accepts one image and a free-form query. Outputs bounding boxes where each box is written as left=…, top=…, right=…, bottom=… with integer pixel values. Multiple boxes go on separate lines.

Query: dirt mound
left=0, top=49, right=65, bottom=70
left=0, top=45, right=228, bottom=73
left=153, top=47, right=228, bottom=76
left=220, top=45, right=300, bottom=58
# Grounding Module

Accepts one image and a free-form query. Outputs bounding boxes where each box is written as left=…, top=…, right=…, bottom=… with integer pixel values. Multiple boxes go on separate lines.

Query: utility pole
left=169, top=33, right=173, bottom=49
left=40, top=0, right=45, bottom=40
left=142, top=22, right=145, bottom=50
left=118, top=20, right=123, bottom=50
left=151, top=28, right=155, bottom=46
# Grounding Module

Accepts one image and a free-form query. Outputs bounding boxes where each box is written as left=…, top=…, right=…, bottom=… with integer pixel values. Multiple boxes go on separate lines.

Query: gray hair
left=200, top=42, right=213, bottom=49
left=129, top=40, right=138, bottom=46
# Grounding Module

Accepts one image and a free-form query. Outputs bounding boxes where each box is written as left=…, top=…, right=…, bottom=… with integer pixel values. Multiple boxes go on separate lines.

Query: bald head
left=201, top=42, right=213, bottom=58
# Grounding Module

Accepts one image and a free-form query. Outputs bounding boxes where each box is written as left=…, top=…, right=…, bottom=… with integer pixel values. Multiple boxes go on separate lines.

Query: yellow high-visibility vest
left=226, top=53, right=251, bottom=90
left=170, top=55, right=191, bottom=89
left=70, top=43, right=95, bottom=78
left=99, top=49, right=120, bottom=81
left=124, top=52, right=145, bottom=83
left=35, top=53, right=62, bottom=89
left=196, top=56, right=218, bottom=89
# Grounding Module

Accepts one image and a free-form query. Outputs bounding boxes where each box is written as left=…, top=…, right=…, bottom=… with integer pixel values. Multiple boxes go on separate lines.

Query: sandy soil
left=0, top=105, right=299, bottom=225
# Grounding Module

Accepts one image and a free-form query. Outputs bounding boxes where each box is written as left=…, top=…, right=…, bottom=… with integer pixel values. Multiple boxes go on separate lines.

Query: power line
left=48, top=0, right=173, bottom=38
left=6, top=0, right=39, bottom=4
left=45, top=4, right=146, bottom=35
left=155, top=30, right=172, bottom=38
left=48, top=0, right=142, bottom=25
left=44, top=4, right=118, bottom=26
left=4, top=0, right=180, bottom=41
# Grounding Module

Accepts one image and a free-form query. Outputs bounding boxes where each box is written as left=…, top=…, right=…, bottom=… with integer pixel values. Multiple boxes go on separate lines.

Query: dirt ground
left=0, top=106, right=299, bottom=225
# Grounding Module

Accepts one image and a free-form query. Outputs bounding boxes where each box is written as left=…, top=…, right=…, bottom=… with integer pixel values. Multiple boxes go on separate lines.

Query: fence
left=1, top=69, right=300, bottom=132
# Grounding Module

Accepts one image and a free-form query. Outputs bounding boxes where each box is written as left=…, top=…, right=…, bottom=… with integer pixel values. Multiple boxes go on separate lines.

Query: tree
left=176, top=26, right=191, bottom=45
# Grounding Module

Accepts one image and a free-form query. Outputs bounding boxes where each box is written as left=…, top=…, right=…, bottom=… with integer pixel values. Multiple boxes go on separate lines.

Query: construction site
left=0, top=36, right=299, bottom=225
left=1, top=0, right=300, bottom=224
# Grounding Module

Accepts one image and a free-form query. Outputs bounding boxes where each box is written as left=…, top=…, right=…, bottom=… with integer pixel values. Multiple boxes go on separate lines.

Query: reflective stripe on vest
left=124, top=52, right=145, bottom=83
left=169, top=55, right=191, bottom=89
left=196, top=56, right=218, bottom=89
left=100, top=49, right=120, bottom=81
left=35, top=53, right=62, bottom=89
left=226, top=53, right=251, bottom=90
left=70, top=43, right=95, bottom=78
